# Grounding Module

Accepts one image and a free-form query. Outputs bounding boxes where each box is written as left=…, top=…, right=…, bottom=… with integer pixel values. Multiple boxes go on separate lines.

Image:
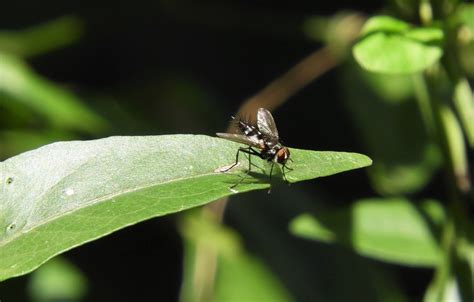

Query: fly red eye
left=276, top=148, right=289, bottom=163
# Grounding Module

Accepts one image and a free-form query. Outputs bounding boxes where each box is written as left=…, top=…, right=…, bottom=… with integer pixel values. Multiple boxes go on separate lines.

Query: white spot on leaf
left=64, top=188, right=75, bottom=196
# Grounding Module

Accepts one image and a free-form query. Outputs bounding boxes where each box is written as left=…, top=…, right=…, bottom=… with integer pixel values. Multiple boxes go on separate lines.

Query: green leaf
left=341, top=64, right=441, bottom=195
left=457, top=4, right=474, bottom=32
left=0, top=16, right=83, bottom=58
left=360, top=15, right=410, bottom=36
left=28, top=257, right=88, bottom=301
left=0, top=135, right=371, bottom=281
left=215, top=252, right=293, bottom=302
left=290, top=198, right=443, bottom=267
left=353, top=16, right=444, bottom=74
left=179, top=210, right=293, bottom=302
left=439, top=105, right=470, bottom=192
left=0, top=52, right=107, bottom=133
left=403, top=27, right=444, bottom=43
left=452, top=78, right=474, bottom=148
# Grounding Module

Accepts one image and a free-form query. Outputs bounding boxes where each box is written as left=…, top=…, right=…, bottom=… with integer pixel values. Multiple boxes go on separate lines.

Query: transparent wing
left=257, top=108, right=279, bottom=138
left=216, top=133, right=262, bottom=148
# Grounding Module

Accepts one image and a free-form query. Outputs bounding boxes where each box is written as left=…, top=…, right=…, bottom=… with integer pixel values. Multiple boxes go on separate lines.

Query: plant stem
left=415, top=63, right=472, bottom=300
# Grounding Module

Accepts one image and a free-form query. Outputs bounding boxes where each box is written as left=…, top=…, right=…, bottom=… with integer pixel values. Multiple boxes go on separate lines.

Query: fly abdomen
left=232, top=116, right=261, bottom=138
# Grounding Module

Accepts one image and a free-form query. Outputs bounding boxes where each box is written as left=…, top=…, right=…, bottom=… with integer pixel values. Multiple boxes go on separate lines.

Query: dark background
left=0, top=1, right=437, bottom=301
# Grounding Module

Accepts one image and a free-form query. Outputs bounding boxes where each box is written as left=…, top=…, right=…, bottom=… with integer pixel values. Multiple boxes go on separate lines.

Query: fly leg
left=227, top=147, right=261, bottom=189
left=281, top=162, right=293, bottom=183
left=221, top=146, right=260, bottom=174
left=247, top=147, right=264, bottom=171
left=222, top=146, right=252, bottom=172
left=269, top=162, right=275, bottom=183
left=266, top=162, right=276, bottom=194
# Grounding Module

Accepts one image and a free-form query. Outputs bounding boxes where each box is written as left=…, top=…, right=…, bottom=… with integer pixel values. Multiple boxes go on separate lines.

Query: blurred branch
left=190, top=203, right=227, bottom=302
left=189, top=12, right=365, bottom=302
left=235, top=46, right=338, bottom=120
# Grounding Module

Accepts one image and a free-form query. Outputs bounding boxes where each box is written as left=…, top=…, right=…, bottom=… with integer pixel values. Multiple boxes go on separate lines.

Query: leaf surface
left=290, top=198, right=443, bottom=266
left=353, top=16, right=444, bottom=74
left=0, top=135, right=371, bottom=281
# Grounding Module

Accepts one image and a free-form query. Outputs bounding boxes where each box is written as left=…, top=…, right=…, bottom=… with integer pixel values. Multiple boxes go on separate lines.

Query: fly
left=217, top=108, right=292, bottom=189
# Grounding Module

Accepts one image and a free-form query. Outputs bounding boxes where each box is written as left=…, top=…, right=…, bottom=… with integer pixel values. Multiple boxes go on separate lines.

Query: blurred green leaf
left=362, top=70, right=415, bottom=103
left=439, top=104, right=470, bottom=192
left=353, top=15, right=444, bottom=74
left=360, top=15, right=410, bottom=35
left=215, top=252, right=293, bottom=302
left=0, top=16, right=83, bottom=58
left=457, top=4, right=474, bottom=31
left=0, top=135, right=371, bottom=281
left=452, top=78, right=474, bottom=148
left=290, top=198, right=443, bottom=266
left=0, top=51, right=107, bottom=133
left=28, top=257, right=88, bottom=302
left=229, top=187, right=410, bottom=302
left=424, top=275, right=462, bottom=302
left=179, top=210, right=293, bottom=302
left=456, top=5, right=474, bottom=76
left=424, top=219, right=473, bottom=302
left=341, top=64, right=441, bottom=195
left=403, top=27, right=444, bottom=43
left=179, top=210, right=243, bottom=258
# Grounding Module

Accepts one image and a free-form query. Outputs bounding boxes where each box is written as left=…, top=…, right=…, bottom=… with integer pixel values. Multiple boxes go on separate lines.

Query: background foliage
left=0, top=0, right=473, bottom=301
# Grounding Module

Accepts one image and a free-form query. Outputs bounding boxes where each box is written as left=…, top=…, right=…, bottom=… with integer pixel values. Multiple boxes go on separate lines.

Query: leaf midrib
left=0, top=170, right=233, bottom=247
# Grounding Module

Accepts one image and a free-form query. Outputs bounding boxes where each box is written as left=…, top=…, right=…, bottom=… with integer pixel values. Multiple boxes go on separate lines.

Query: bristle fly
left=216, top=108, right=293, bottom=191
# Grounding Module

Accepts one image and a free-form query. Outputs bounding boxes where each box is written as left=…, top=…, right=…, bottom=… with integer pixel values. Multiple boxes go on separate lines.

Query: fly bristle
left=234, top=113, right=253, bottom=125
left=229, top=113, right=254, bottom=135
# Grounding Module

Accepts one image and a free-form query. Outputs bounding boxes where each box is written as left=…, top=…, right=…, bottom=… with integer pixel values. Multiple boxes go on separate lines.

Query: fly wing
left=216, top=133, right=262, bottom=148
left=257, top=108, right=279, bottom=139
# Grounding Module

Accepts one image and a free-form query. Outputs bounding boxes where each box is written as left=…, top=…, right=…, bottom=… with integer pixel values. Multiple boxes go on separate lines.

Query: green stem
left=414, top=72, right=472, bottom=300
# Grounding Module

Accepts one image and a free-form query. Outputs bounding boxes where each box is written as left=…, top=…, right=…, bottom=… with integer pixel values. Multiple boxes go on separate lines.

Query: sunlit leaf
left=290, top=198, right=443, bottom=266
left=353, top=15, right=444, bottom=74
left=0, top=135, right=371, bottom=281
left=360, top=15, right=410, bottom=35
